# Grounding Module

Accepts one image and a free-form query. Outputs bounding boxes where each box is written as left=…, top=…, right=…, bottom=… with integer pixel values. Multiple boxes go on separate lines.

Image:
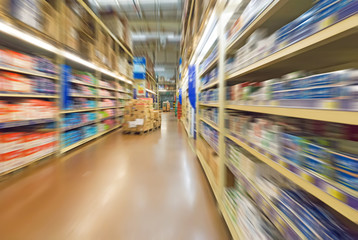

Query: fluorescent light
left=0, top=20, right=59, bottom=53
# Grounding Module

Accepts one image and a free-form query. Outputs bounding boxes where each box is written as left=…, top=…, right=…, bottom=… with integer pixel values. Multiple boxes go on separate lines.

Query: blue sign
left=61, top=65, right=72, bottom=109
left=179, top=58, right=182, bottom=80
left=133, top=57, right=146, bottom=79
left=188, top=65, right=196, bottom=109
left=179, top=88, right=182, bottom=104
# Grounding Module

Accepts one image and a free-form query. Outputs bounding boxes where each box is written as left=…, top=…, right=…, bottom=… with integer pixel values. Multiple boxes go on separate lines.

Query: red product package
left=0, top=132, right=24, bottom=154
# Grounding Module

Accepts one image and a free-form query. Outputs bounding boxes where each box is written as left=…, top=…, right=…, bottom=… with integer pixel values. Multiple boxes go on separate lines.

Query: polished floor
left=0, top=113, right=229, bottom=240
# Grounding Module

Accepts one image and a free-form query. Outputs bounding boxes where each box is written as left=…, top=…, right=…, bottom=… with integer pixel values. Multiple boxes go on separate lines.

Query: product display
left=0, top=128, right=57, bottom=174
left=227, top=69, right=358, bottom=103
left=226, top=1, right=358, bottom=75
left=199, top=88, right=219, bottom=103
left=0, top=0, right=133, bottom=175
left=200, top=107, right=218, bottom=125
left=185, top=0, right=358, bottom=238
left=201, top=68, right=218, bottom=88
left=0, top=99, right=57, bottom=122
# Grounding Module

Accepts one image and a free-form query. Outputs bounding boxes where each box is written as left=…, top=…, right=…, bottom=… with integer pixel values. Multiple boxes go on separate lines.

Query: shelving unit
left=180, top=0, right=358, bottom=238
left=0, top=0, right=134, bottom=176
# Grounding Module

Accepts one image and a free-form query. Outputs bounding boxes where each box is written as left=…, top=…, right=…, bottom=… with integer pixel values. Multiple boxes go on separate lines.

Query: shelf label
left=322, top=100, right=339, bottom=109
left=271, top=100, right=279, bottom=106
left=318, top=16, right=337, bottom=30
left=301, top=172, right=314, bottom=183
left=326, top=186, right=347, bottom=202
left=279, top=160, right=288, bottom=168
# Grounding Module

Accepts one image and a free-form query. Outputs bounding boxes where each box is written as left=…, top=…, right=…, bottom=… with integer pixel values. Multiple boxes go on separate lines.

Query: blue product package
left=306, top=86, right=340, bottom=99
left=335, top=168, right=358, bottom=191
left=337, top=0, right=358, bottom=21
left=302, top=153, right=334, bottom=178
left=301, top=139, right=332, bottom=161
left=281, top=147, right=302, bottom=165
left=331, top=151, right=358, bottom=173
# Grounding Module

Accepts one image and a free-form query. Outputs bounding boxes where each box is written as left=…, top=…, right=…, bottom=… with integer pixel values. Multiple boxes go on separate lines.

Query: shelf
left=99, top=116, right=115, bottom=121
left=61, top=133, right=100, bottom=154
left=0, top=118, right=55, bottom=129
left=199, top=56, right=218, bottom=78
left=200, top=117, right=219, bottom=131
left=69, top=80, right=96, bottom=87
left=98, top=106, right=116, bottom=110
left=200, top=80, right=219, bottom=91
left=61, top=120, right=97, bottom=132
left=98, top=86, right=116, bottom=91
left=99, top=126, right=119, bottom=136
left=0, top=152, right=55, bottom=177
left=70, top=94, right=97, bottom=98
left=198, top=103, right=219, bottom=107
left=221, top=196, right=242, bottom=240
left=227, top=162, right=305, bottom=239
left=226, top=0, right=287, bottom=53
left=0, top=92, right=58, bottom=98
left=226, top=131, right=358, bottom=223
left=226, top=14, right=358, bottom=81
left=60, top=108, right=97, bottom=113
left=99, top=96, right=117, bottom=99
left=0, top=65, right=58, bottom=80
left=197, top=151, right=219, bottom=200
left=226, top=104, right=358, bottom=125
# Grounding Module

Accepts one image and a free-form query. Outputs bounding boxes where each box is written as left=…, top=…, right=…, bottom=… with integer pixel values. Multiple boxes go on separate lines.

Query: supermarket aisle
left=0, top=112, right=229, bottom=240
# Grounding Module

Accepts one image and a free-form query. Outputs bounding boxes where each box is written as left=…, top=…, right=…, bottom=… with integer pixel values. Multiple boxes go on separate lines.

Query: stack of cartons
left=123, top=99, right=156, bottom=133
left=153, top=110, right=162, bottom=129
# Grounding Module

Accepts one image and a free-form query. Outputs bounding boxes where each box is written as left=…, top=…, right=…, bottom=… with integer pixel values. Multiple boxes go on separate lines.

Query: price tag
left=271, top=100, right=279, bottom=106
left=301, top=172, right=314, bottom=183
left=322, top=100, right=339, bottom=109
left=279, top=160, right=288, bottom=168
left=318, top=16, right=337, bottom=30
left=327, top=186, right=347, bottom=202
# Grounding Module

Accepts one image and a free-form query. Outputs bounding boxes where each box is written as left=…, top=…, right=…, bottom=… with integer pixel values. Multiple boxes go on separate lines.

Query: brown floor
left=0, top=112, right=229, bottom=240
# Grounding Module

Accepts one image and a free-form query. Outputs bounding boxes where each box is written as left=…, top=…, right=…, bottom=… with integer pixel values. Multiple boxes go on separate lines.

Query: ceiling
left=91, top=0, right=184, bottom=80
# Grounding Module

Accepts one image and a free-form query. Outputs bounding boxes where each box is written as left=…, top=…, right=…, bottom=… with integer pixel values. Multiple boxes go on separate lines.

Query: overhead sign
left=133, top=57, right=146, bottom=79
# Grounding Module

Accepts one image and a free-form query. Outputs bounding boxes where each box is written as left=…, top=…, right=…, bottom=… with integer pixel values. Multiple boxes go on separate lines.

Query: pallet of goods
left=123, top=99, right=161, bottom=134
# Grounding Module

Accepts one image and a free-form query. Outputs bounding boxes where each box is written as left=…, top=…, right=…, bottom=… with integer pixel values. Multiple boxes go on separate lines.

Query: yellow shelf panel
left=0, top=65, right=59, bottom=79
left=0, top=93, right=58, bottom=98
left=197, top=151, right=220, bottom=201
left=60, top=108, right=98, bottom=114
left=221, top=199, right=242, bottom=240
left=199, top=103, right=219, bottom=107
left=226, top=133, right=358, bottom=224
left=226, top=15, right=358, bottom=80
left=200, top=117, right=219, bottom=131
left=200, top=80, right=219, bottom=91
left=61, top=134, right=100, bottom=154
left=226, top=105, right=358, bottom=125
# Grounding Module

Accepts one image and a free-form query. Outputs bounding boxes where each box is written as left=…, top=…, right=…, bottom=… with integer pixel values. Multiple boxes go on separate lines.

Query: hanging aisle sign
left=188, top=65, right=196, bottom=109
left=179, top=88, right=182, bottom=105
left=179, top=58, right=182, bottom=80
left=133, top=57, right=146, bottom=79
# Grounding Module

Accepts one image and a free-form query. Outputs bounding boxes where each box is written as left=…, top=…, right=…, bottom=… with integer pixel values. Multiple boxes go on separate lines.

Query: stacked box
left=123, top=99, right=157, bottom=132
